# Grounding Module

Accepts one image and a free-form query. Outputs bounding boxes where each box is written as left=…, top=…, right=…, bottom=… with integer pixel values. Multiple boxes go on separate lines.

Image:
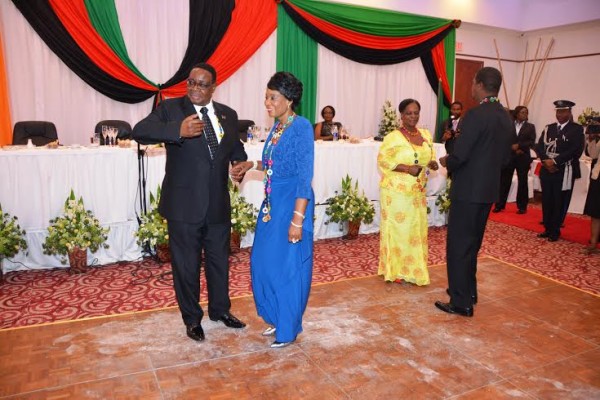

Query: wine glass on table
left=101, top=125, right=109, bottom=146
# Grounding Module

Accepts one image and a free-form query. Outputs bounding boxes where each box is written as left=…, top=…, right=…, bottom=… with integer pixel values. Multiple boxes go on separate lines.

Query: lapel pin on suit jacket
left=221, top=114, right=226, bottom=120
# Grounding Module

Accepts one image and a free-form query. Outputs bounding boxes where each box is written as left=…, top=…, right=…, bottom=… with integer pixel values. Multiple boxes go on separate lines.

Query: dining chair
left=12, top=121, right=58, bottom=146
left=94, top=120, right=132, bottom=145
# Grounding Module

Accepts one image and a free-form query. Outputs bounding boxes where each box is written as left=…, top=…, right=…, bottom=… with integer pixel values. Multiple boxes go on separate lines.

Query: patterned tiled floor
left=1, top=257, right=598, bottom=399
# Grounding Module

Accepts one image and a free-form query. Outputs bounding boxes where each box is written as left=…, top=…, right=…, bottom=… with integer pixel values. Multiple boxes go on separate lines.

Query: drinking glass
left=101, top=125, right=109, bottom=146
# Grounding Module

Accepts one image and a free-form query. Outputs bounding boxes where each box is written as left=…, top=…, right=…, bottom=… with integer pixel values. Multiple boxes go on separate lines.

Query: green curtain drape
left=84, top=0, right=155, bottom=85
left=289, top=0, right=449, bottom=35
left=436, top=29, right=456, bottom=140
left=276, top=5, right=317, bottom=123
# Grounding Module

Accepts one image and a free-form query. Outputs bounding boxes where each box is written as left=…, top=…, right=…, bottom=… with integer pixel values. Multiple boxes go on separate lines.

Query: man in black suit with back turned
left=493, top=106, right=537, bottom=214
left=435, top=67, right=513, bottom=317
left=133, top=63, right=248, bottom=342
left=535, top=100, right=584, bottom=242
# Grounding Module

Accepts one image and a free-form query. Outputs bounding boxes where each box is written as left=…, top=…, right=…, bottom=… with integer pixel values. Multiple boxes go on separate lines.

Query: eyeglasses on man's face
left=186, top=78, right=213, bottom=90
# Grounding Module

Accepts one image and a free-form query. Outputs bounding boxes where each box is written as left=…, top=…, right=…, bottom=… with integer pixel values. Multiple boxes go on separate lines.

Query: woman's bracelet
left=290, top=221, right=302, bottom=228
left=293, top=210, right=305, bottom=219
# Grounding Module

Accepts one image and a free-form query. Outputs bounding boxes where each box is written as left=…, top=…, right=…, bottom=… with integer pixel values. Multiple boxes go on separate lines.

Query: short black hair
left=321, top=105, right=336, bottom=118
left=398, top=98, right=421, bottom=113
left=475, top=67, right=502, bottom=95
left=451, top=101, right=463, bottom=108
left=191, top=63, right=217, bottom=84
left=267, top=72, right=303, bottom=110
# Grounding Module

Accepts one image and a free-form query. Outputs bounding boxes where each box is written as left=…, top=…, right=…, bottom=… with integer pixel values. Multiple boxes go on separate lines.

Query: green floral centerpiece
left=377, top=99, right=398, bottom=139
left=42, top=190, right=109, bottom=266
left=135, top=186, right=168, bottom=248
left=229, top=180, right=258, bottom=236
left=577, top=107, right=599, bottom=126
left=435, top=179, right=451, bottom=214
left=0, top=203, right=28, bottom=261
left=325, top=175, right=375, bottom=238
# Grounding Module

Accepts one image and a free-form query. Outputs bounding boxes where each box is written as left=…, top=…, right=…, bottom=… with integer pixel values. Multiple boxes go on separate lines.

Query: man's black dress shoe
left=186, top=324, right=205, bottom=341
left=435, top=301, right=474, bottom=317
left=446, top=288, right=477, bottom=305
left=210, top=312, right=246, bottom=328
left=548, top=236, right=559, bottom=242
left=492, top=207, right=503, bottom=213
left=516, top=209, right=526, bottom=214
left=537, top=232, right=550, bottom=238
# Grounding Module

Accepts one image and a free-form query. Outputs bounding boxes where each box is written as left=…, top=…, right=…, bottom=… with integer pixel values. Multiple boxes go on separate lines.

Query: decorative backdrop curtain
left=279, top=0, right=457, bottom=139
left=1, top=0, right=456, bottom=144
left=0, top=29, right=11, bottom=146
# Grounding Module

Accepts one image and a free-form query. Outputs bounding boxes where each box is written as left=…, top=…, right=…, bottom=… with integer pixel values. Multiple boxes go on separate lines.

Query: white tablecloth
left=1, top=141, right=449, bottom=272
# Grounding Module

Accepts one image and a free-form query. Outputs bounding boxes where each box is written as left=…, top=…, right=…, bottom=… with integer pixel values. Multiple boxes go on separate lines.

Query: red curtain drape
left=0, top=29, right=12, bottom=146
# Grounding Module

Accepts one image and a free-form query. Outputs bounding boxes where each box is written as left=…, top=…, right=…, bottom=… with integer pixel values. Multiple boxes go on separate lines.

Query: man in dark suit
left=535, top=100, right=584, bottom=242
left=441, top=101, right=463, bottom=155
left=435, top=67, right=513, bottom=317
left=133, top=63, right=248, bottom=342
left=493, top=105, right=537, bottom=214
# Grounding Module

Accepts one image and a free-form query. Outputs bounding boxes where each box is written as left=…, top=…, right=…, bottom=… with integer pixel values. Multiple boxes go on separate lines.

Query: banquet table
left=1, top=140, right=448, bottom=272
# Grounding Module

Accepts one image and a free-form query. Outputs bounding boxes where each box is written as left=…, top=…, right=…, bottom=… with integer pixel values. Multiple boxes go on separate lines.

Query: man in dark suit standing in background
left=435, top=67, right=513, bottom=317
left=493, top=105, right=537, bottom=214
left=133, top=63, right=248, bottom=342
left=535, top=100, right=584, bottom=242
left=441, top=101, right=464, bottom=155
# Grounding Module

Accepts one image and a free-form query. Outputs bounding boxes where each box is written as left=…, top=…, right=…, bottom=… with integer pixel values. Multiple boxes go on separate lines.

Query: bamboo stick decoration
left=524, top=38, right=542, bottom=107
left=493, top=39, right=510, bottom=110
left=525, top=38, right=554, bottom=106
left=518, top=41, right=528, bottom=106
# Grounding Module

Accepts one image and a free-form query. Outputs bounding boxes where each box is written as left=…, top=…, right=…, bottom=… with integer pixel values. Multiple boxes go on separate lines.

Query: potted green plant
left=229, top=179, right=258, bottom=253
left=135, top=186, right=170, bottom=262
left=325, top=175, right=375, bottom=239
left=0, top=203, right=28, bottom=280
left=42, top=190, right=109, bottom=273
left=376, top=99, right=398, bottom=140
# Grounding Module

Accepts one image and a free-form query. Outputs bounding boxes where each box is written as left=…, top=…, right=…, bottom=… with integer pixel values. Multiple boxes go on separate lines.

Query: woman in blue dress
left=236, top=72, right=314, bottom=348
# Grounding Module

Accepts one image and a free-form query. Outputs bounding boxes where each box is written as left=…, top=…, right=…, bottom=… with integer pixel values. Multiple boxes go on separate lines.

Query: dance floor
left=1, top=257, right=598, bottom=399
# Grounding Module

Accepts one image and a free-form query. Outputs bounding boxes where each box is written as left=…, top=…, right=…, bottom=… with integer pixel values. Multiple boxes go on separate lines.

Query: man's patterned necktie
left=200, top=107, right=219, bottom=159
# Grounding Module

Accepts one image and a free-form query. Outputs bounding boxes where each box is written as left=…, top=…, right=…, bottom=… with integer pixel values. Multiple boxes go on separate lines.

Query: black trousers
left=496, top=155, right=531, bottom=211
left=446, top=200, right=491, bottom=308
left=540, top=169, right=563, bottom=238
left=167, top=220, right=231, bottom=327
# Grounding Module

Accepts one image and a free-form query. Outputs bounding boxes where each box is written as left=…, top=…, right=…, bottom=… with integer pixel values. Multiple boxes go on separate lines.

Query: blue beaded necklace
left=261, top=113, right=296, bottom=223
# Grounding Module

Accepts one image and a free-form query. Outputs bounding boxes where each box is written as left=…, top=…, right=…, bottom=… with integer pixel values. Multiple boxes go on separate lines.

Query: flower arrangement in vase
left=325, top=175, right=375, bottom=239
left=229, top=179, right=258, bottom=252
left=0, top=203, right=28, bottom=278
left=435, top=179, right=451, bottom=214
left=577, top=107, right=599, bottom=126
left=135, top=186, right=170, bottom=262
left=376, top=100, right=398, bottom=140
left=42, top=190, right=109, bottom=271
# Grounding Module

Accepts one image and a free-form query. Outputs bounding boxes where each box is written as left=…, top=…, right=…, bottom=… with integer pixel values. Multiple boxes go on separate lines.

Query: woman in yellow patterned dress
left=377, top=98, right=438, bottom=285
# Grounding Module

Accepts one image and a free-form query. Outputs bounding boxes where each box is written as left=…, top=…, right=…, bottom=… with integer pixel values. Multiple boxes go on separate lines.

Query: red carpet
left=1, top=222, right=598, bottom=330
left=488, top=203, right=595, bottom=247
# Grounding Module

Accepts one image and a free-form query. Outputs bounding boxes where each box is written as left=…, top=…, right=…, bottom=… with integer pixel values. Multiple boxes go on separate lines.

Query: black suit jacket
left=132, top=96, right=247, bottom=224
left=513, top=121, right=536, bottom=164
left=535, top=121, right=584, bottom=179
left=447, top=102, right=513, bottom=203
left=442, top=117, right=463, bottom=154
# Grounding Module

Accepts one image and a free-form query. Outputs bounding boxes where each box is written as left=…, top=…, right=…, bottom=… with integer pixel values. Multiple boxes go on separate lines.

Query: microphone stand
left=137, top=142, right=152, bottom=257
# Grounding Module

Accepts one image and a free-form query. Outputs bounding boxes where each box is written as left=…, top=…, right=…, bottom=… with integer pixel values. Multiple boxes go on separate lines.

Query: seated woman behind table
left=314, top=105, right=342, bottom=141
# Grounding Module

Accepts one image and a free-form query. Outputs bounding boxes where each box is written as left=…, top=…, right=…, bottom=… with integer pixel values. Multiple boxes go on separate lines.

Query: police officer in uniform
left=535, top=100, right=584, bottom=241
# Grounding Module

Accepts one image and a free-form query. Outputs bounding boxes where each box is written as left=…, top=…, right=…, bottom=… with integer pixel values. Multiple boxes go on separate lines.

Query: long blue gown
left=251, top=116, right=314, bottom=343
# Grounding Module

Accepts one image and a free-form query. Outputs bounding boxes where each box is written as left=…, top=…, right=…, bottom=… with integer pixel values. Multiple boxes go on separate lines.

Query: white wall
left=456, top=20, right=600, bottom=136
